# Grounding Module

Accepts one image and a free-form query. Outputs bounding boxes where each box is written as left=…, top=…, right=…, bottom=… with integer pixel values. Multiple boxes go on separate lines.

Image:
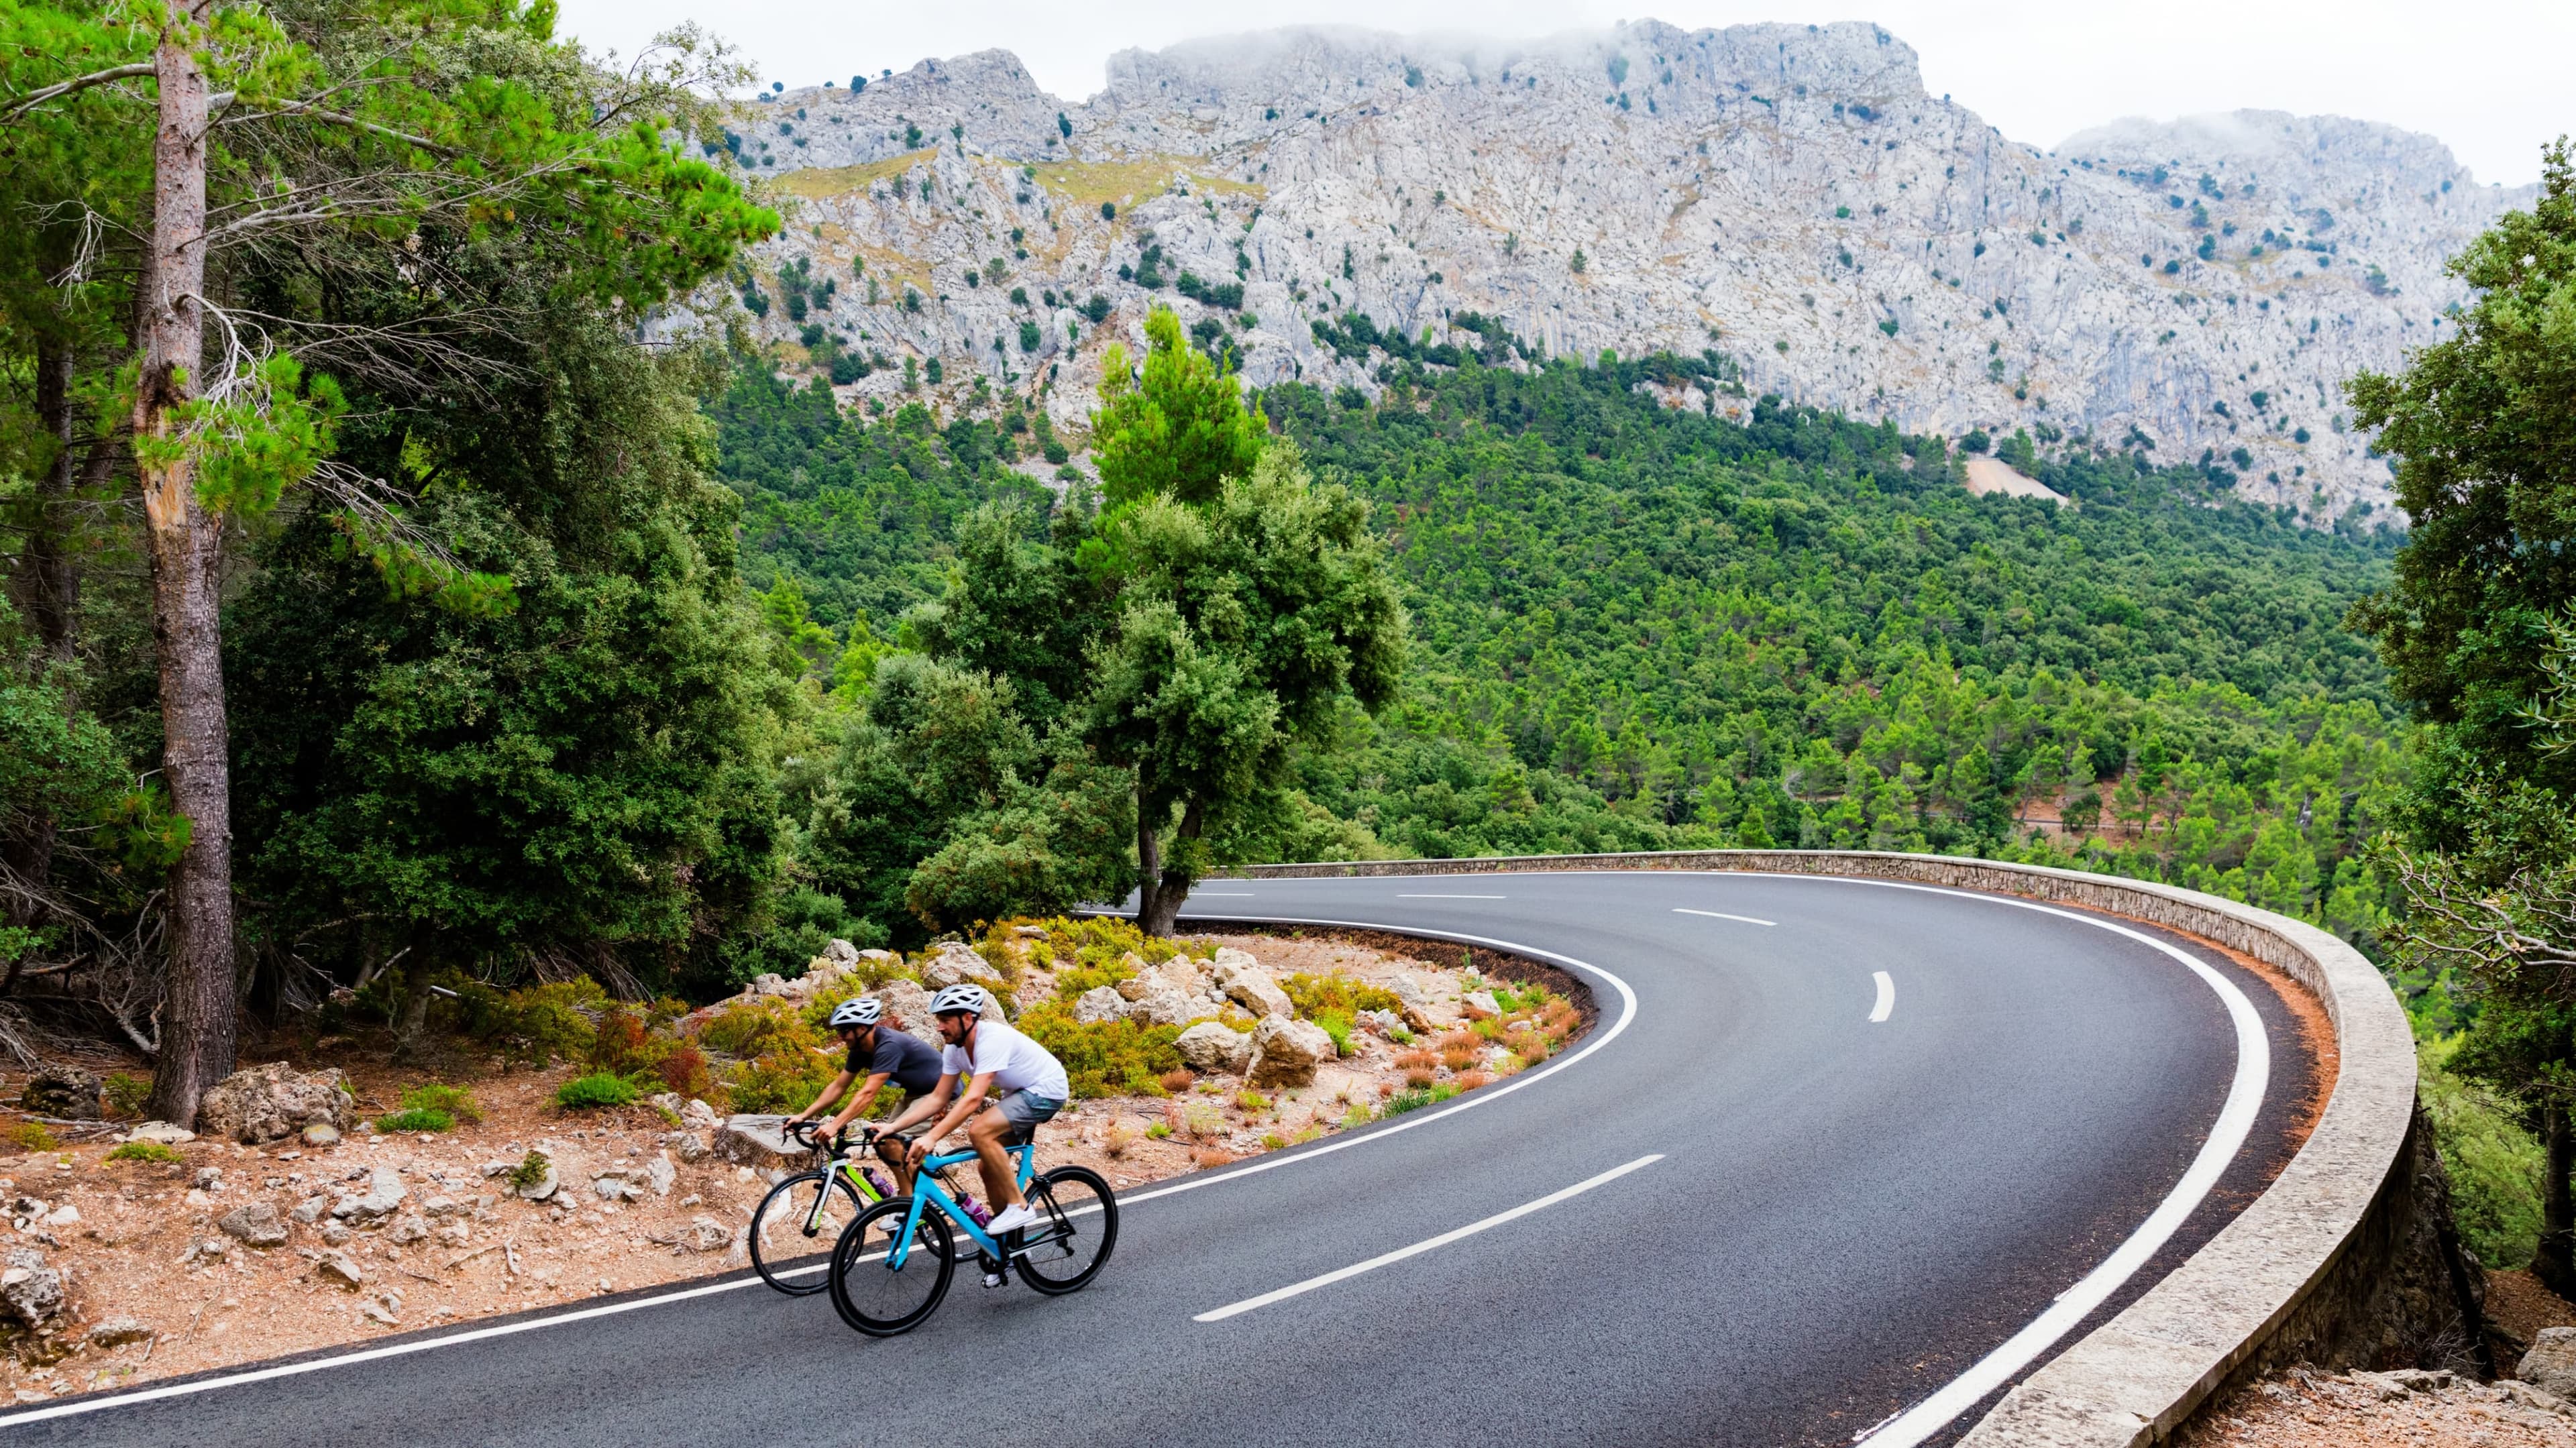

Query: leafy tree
left=0, top=0, right=773, bottom=1120
left=1090, top=309, right=1264, bottom=508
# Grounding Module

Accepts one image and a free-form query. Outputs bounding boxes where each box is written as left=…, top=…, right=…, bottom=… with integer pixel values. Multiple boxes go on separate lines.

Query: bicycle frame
left=883, top=1142, right=1036, bottom=1268
left=799, top=1146, right=888, bottom=1233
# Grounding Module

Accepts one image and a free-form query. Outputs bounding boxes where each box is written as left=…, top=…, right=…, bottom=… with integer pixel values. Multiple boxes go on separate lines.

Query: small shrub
left=555, top=1074, right=642, bottom=1111
left=1281, top=972, right=1401, bottom=1019
left=1313, top=1009, right=1354, bottom=1058
left=107, top=1139, right=181, bottom=1164
left=7, top=1121, right=58, bottom=1151
left=400, top=1083, right=481, bottom=1123
left=1234, top=1090, right=1271, bottom=1113
left=586, top=1009, right=657, bottom=1076
left=103, top=1072, right=152, bottom=1119
left=1259, top=1131, right=1287, bottom=1150
left=655, top=1043, right=713, bottom=1099
left=697, top=1000, right=814, bottom=1060
left=1439, top=1040, right=1481, bottom=1074
left=1454, top=1071, right=1493, bottom=1092
left=446, top=977, right=604, bottom=1066
left=374, top=1107, right=455, bottom=1133
left=1144, top=1121, right=1173, bottom=1140
left=1381, top=1087, right=1434, bottom=1117
left=505, top=1151, right=551, bottom=1194
left=1158, top=1068, right=1195, bottom=1095
left=1426, top=1082, right=1462, bottom=1105
left=1339, top=1104, right=1373, bottom=1130
left=726, top=1050, right=833, bottom=1116
left=1018, top=1002, right=1185, bottom=1099
left=1103, top=1122, right=1138, bottom=1159
left=1191, top=1147, right=1234, bottom=1169
left=1181, top=1103, right=1225, bottom=1140
left=1394, top=1048, right=1439, bottom=1073
left=1403, top=1066, right=1437, bottom=1090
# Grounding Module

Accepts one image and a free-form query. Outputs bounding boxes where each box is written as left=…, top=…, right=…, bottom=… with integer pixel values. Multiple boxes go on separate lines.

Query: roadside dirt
left=0, top=928, right=1585, bottom=1401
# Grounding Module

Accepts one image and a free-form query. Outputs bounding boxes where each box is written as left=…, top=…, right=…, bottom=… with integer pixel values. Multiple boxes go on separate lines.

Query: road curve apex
left=1215, top=849, right=2418, bottom=1447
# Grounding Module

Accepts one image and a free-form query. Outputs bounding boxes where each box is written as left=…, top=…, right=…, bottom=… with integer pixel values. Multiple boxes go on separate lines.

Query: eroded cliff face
left=710, top=21, right=2533, bottom=514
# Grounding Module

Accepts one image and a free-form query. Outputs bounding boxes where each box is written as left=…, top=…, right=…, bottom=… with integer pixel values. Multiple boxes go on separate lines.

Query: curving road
left=5, top=871, right=2318, bottom=1448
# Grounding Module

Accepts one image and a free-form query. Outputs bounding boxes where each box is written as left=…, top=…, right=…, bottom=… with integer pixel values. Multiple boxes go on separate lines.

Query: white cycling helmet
left=928, top=983, right=989, bottom=1017
left=828, top=997, right=882, bottom=1029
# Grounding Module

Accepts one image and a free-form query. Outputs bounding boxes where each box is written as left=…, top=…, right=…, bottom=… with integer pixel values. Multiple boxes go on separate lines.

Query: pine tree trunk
left=24, top=340, right=81, bottom=671
left=1134, top=800, right=1176, bottom=936
left=138, top=5, right=237, bottom=1128
left=2538, top=1100, right=2576, bottom=1300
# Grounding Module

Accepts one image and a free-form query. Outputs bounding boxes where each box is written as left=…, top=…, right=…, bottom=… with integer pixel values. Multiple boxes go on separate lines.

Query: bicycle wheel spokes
left=830, top=1199, right=955, bottom=1336
left=1015, top=1166, right=1117, bottom=1294
left=749, top=1169, right=864, bottom=1296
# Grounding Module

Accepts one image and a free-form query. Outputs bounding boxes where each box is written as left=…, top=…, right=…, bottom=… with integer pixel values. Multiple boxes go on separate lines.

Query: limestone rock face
left=707, top=21, right=2536, bottom=519
left=2524, top=1328, right=2576, bottom=1402
left=1073, top=986, right=1129, bottom=1025
left=197, top=1062, right=354, bottom=1145
left=19, top=1068, right=101, bottom=1120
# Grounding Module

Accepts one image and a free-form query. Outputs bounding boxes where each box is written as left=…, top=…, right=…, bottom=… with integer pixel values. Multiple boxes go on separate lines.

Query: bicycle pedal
left=982, top=1271, right=1008, bottom=1289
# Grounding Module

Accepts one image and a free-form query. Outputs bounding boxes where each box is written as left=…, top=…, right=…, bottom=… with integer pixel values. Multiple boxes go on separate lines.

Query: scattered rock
left=216, top=1202, right=288, bottom=1248
left=360, top=1293, right=400, bottom=1327
left=2496, top=1379, right=2576, bottom=1417
left=86, top=1317, right=152, bottom=1348
left=659, top=1129, right=711, bottom=1164
left=678, top=1215, right=731, bottom=1253
left=384, top=1215, right=429, bottom=1245
left=434, top=1221, right=470, bottom=1248
left=1248, top=1015, right=1336, bottom=1089
left=1357, top=1008, right=1404, bottom=1036
left=289, top=1194, right=330, bottom=1225
left=1211, top=948, right=1295, bottom=1018
left=820, top=938, right=861, bottom=967
left=1073, top=986, right=1128, bottom=1025
left=1389, top=974, right=1447, bottom=1032
left=196, top=1062, right=354, bottom=1146
left=421, top=1195, right=464, bottom=1220
left=309, top=1249, right=365, bottom=1289
left=875, top=979, right=939, bottom=1048
left=0, top=1249, right=62, bottom=1325
left=320, top=1221, right=351, bottom=1246
left=124, top=1121, right=195, bottom=1145
left=302, top=1124, right=340, bottom=1148
left=2522, top=1326, right=2576, bottom=1401
left=592, top=1172, right=645, bottom=1204
left=1461, top=989, right=1501, bottom=1021
left=1175, top=1021, right=1255, bottom=1075
left=681, top=1099, right=723, bottom=1133
left=1128, top=981, right=1199, bottom=1028
left=194, top=1166, right=225, bottom=1192
left=1012, top=925, right=1050, bottom=939
left=646, top=1152, right=676, bottom=1197
left=331, top=1167, right=408, bottom=1222
left=41, top=1204, right=76, bottom=1228
left=180, top=1234, right=229, bottom=1266
left=18, top=1067, right=101, bottom=1120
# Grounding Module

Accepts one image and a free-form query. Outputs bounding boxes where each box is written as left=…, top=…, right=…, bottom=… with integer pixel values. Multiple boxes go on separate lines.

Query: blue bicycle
left=826, top=1123, right=1117, bottom=1336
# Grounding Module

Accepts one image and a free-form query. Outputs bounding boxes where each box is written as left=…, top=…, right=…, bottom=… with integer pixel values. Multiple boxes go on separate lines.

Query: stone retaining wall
left=1214, top=849, right=2450, bottom=1446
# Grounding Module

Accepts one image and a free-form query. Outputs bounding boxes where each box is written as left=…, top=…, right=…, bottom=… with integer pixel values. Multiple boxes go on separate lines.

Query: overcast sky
left=558, top=1, right=2567, bottom=186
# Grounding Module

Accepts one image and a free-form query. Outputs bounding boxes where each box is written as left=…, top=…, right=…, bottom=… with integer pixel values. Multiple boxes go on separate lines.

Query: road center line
left=1396, top=893, right=1505, bottom=898
left=1193, top=1154, right=1664, bottom=1323
left=1870, top=971, right=1896, bottom=1023
left=1190, top=892, right=1257, bottom=896
left=1673, top=907, right=1776, bottom=926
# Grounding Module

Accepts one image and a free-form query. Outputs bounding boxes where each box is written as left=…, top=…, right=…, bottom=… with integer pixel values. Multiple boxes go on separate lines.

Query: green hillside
left=714, top=356, right=2406, bottom=946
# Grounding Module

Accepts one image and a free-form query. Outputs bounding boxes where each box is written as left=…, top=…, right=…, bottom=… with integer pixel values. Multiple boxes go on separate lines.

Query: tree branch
left=0, top=62, right=155, bottom=124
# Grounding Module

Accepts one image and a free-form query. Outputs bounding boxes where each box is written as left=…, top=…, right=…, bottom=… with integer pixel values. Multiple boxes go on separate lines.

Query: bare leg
left=967, top=1109, right=1025, bottom=1209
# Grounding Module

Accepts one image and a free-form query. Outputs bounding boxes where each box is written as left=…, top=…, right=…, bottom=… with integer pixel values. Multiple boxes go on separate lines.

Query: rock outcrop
left=699, top=22, right=2534, bottom=518
left=196, top=1062, right=354, bottom=1145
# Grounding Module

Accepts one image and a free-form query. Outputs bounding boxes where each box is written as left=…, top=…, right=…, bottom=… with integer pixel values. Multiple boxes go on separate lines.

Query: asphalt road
left=6, top=871, right=2310, bottom=1448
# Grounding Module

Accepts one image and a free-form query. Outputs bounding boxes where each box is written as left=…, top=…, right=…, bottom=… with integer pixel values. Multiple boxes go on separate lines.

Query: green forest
left=718, top=350, right=2410, bottom=951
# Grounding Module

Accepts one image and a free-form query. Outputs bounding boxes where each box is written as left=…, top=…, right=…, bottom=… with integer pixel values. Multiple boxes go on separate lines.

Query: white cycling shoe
left=985, top=1202, right=1039, bottom=1235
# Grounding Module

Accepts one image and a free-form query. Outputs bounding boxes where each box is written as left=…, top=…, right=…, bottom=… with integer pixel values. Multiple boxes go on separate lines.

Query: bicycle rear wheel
left=1015, top=1166, right=1117, bottom=1294
left=749, top=1169, right=865, bottom=1296
left=830, top=1199, right=954, bottom=1336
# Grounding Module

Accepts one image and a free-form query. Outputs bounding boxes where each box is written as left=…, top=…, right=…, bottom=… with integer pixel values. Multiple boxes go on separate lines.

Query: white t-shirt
left=942, top=1017, right=1070, bottom=1103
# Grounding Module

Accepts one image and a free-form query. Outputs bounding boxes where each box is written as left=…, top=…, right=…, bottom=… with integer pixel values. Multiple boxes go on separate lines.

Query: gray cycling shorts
left=994, top=1091, right=1063, bottom=1131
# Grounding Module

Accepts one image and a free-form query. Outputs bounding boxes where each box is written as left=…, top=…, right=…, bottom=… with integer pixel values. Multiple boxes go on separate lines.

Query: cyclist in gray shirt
left=786, top=997, right=945, bottom=1190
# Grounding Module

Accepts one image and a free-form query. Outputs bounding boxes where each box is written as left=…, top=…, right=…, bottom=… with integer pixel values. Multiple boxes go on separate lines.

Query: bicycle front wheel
left=749, top=1169, right=865, bottom=1296
left=1016, top=1166, right=1118, bottom=1294
left=830, top=1199, right=954, bottom=1336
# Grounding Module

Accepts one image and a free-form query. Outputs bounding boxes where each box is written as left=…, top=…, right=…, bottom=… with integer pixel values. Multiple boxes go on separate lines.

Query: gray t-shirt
left=847, top=1027, right=944, bottom=1096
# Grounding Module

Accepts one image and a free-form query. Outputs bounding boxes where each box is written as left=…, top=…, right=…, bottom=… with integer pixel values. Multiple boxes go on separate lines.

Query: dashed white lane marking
left=1673, top=907, right=1776, bottom=926
left=1396, top=893, right=1505, bottom=899
left=1870, top=971, right=1896, bottom=1023
left=1193, top=1154, right=1664, bottom=1323
left=1191, top=892, right=1257, bottom=896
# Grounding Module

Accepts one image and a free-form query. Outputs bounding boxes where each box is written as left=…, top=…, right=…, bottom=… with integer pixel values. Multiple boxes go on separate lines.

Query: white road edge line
left=1189, top=892, right=1257, bottom=897
left=1673, top=907, right=1776, bottom=926
left=0, top=916, right=1637, bottom=1431
left=1395, top=893, right=1505, bottom=898
left=1194, top=1154, right=1664, bottom=1323
left=1870, top=970, right=1896, bottom=1023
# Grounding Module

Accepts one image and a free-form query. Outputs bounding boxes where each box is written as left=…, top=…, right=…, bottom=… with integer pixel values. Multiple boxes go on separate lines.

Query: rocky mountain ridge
left=702, top=20, right=2538, bottom=515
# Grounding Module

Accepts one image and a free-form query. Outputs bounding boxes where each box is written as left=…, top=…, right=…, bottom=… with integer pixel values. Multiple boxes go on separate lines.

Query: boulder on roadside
left=661, top=1129, right=710, bottom=1164
left=290, top=1194, right=330, bottom=1225
left=1461, top=990, right=1501, bottom=1021
left=217, top=1201, right=288, bottom=1248
left=330, top=1167, right=407, bottom=1222
left=1389, top=974, right=1450, bottom=1033
left=1210, top=948, right=1294, bottom=1019
left=196, top=1062, right=353, bottom=1145
left=1073, top=986, right=1128, bottom=1025
left=712, top=1117, right=800, bottom=1170
left=0, top=1249, right=62, bottom=1326
left=820, top=938, right=861, bottom=968
left=2523, top=1327, right=2576, bottom=1402
left=19, top=1067, right=101, bottom=1120
left=125, top=1120, right=195, bottom=1144
left=679, top=1215, right=732, bottom=1253
left=1247, top=1015, right=1336, bottom=1089
left=1175, top=1021, right=1254, bottom=1075
left=875, top=979, right=939, bottom=1049
left=302, top=1124, right=340, bottom=1148
left=919, top=942, right=991, bottom=990
left=1129, top=981, right=1199, bottom=1029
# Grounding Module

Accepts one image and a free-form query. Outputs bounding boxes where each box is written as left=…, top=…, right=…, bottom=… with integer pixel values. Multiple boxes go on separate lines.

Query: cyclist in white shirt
left=875, top=983, right=1070, bottom=1237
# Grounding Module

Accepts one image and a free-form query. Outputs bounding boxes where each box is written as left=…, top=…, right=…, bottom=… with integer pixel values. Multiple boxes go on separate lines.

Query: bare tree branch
left=0, top=62, right=155, bottom=124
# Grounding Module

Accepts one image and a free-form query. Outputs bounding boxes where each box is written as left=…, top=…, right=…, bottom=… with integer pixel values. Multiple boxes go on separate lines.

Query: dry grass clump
left=1102, top=1121, right=1138, bottom=1160
left=1402, top=1066, right=1437, bottom=1090
left=1159, top=1068, right=1195, bottom=1094
left=1393, top=1049, right=1438, bottom=1073
left=1436, top=1032, right=1483, bottom=1073
left=1453, top=1070, right=1492, bottom=1092
left=1191, top=1147, right=1236, bottom=1170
